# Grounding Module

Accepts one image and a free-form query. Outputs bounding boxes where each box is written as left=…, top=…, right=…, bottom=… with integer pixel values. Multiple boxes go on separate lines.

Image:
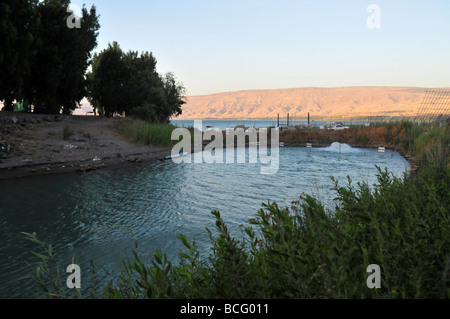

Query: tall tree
left=30, top=0, right=99, bottom=114
left=86, top=42, right=128, bottom=116
left=0, top=0, right=99, bottom=114
left=59, top=4, right=100, bottom=114
left=162, top=72, right=185, bottom=119
left=86, top=42, right=185, bottom=122
left=0, top=0, right=39, bottom=111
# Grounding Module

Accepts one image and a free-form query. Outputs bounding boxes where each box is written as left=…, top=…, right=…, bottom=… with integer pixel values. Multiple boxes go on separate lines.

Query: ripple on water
left=0, top=145, right=410, bottom=298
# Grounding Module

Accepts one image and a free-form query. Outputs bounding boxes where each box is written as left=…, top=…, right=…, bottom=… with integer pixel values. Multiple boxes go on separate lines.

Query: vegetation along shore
left=20, top=119, right=449, bottom=299
left=1, top=113, right=448, bottom=180
left=1, top=0, right=448, bottom=301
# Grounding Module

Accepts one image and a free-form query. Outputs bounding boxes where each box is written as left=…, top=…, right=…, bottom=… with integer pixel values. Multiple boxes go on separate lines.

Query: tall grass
left=22, top=163, right=449, bottom=299
left=280, top=121, right=449, bottom=165
left=110, top=118, right=178, bottom=147
left=409, top=124, right=449, bottom=168
left=22, top=121, right=449, bottom=299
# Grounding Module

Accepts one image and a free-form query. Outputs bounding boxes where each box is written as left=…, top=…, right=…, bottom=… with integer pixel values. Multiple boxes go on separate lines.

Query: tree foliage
left=0, top=0, right=100, bottom=114
left=86, top=42, right=186, bottom=122
left=0, top=0, right=39, bottom=111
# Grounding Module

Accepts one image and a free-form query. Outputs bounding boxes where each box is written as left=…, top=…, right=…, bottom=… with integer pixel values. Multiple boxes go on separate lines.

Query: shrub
left=62, top=125, right=74, bottom=141
left=23, top=163, right=449, bottom=299
left=129, top=104, right=159, bottom=123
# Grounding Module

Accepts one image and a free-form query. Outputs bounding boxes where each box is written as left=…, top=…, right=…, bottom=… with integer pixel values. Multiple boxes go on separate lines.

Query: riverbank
left=0, top=113, right=171, bottom=180
left=277, top=123, right=426, bottom=167
left=2, top=114, right=444, bottom=180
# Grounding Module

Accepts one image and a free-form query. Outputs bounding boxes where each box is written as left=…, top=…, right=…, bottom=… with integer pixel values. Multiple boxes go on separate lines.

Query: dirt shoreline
left=0, top=113, right=172, bottom=180
left=0, top=113, right=416, bottom=180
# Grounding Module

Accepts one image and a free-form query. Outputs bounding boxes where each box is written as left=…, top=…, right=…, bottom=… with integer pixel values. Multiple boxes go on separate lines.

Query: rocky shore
left=0, top=113, right=171, bottom=180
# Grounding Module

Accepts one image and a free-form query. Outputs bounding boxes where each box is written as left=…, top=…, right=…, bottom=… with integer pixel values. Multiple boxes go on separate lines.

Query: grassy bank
left=280, top=121, right=449, bottom=166
left=22, top=121, right=449, bottom=299
left=110, top=118, right=178, bottom=147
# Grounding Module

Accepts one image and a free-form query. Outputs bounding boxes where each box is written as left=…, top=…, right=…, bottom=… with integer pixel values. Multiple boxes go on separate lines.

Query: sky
left=71, top=0, right=450, bottom=96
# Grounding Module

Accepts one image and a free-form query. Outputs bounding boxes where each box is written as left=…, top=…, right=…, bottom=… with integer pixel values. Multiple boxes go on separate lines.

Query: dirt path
left=0, top=113, right=171, bottom=180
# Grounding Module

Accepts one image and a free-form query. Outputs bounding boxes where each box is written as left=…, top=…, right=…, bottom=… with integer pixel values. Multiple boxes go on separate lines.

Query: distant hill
left=179, top=87, right=441, bottom=120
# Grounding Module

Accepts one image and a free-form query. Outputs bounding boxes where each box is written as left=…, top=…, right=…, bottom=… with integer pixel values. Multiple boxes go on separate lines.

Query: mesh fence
left=414, top=89, right=450, bottom=124
left=409, top=89, right=449, bottom=168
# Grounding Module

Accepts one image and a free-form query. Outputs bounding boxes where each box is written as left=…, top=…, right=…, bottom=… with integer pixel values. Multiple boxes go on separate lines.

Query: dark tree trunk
left=3, top=93, right=14, bottom=111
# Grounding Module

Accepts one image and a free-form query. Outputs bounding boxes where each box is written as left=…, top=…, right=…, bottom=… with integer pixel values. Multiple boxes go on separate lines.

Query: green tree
left=86, top=42, right=128, bottom=116
left=0, top=0, right=99, bottom=114
left=86, top=42, right=186, bottom=122
left=162, top=72, right=185, bottom=119
left=30, top=0, right=99, bottom=114
left=0, top=0, right=39, bottom=111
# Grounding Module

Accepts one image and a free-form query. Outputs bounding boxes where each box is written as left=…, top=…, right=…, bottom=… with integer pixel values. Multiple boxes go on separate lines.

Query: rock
left=128, top=157, right=141, bottom=163
left=63, top=144, right=78, bottom=150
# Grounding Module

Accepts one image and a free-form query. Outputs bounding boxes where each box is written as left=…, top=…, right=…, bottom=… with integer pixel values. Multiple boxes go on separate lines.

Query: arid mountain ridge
left=180, top=86, right=445, bottom=120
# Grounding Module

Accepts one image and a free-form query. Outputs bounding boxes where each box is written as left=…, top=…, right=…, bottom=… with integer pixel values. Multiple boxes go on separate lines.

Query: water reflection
left=0, top=145, right=410, bottom=298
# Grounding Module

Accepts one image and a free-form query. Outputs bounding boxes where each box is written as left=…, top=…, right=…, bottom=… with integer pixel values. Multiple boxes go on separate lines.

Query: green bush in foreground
left=24, top=164, right=449, bottom=299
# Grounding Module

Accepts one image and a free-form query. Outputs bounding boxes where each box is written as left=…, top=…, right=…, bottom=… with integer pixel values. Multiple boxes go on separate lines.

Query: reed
left=110, top=118, right=178, bottom=147
left=22, top=121, right=449, bottom=299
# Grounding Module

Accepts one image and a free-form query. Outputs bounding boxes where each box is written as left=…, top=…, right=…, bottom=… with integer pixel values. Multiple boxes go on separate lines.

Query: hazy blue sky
left=72, top=0, right=450, bottom=96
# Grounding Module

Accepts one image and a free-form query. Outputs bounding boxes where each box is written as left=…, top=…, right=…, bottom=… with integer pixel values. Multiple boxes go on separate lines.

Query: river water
left=0, top=144, right=410, bottom=298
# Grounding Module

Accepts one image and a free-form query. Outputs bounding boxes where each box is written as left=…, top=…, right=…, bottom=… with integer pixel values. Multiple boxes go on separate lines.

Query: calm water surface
left=0, top=144, right=410, bottom=298
left=170, top=119, right=364, bottom=131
